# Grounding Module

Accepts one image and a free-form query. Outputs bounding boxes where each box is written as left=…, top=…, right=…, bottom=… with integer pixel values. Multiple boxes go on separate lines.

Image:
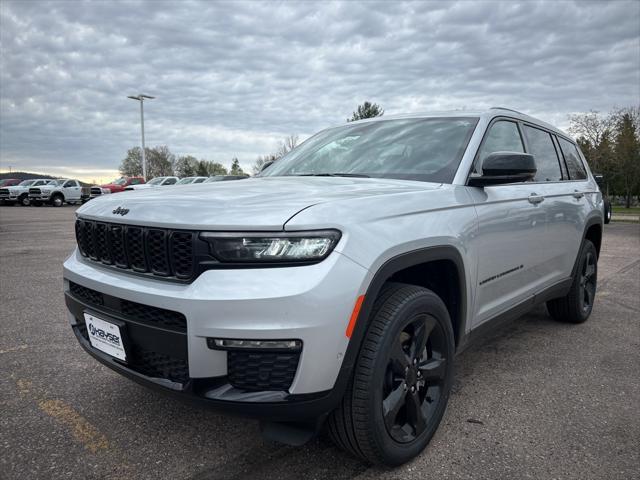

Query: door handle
left=572, top=190, right=584, bottom=199
left=528, top=193, right=545, bottom=204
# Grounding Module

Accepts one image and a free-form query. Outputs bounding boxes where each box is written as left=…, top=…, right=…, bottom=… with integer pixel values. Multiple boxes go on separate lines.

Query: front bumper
left=63, top=248, right=369, bottom=418
left=29, top=193, right=51, bottom=201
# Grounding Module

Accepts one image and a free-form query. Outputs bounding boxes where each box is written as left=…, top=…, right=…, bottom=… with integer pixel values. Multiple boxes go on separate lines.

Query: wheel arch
left=343, top=245, right=467, bottom=373
left=583, top=217, right=602, bottom=257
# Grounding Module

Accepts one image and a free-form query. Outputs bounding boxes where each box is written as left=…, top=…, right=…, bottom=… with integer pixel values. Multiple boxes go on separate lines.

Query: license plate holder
left=83, top=312, right=128, bottom=362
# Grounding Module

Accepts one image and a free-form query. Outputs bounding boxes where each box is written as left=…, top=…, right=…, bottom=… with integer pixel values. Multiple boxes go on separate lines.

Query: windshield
left=112, top=178, right=127, bottom=185
left=18, top=180, right=35, bottom=186
left=177, top=177, right=194, bottom=184
left=54, top=179, right=66, bottom=186
left=204, top=176, right=224, bottom=183
left=261, top=118, right=478, bottom=183
left=148, top=177, right=165, bottom=185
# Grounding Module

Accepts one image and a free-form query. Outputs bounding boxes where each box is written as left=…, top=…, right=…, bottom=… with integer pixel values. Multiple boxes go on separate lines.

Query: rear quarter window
left=558, top=137, right=587, bottom=180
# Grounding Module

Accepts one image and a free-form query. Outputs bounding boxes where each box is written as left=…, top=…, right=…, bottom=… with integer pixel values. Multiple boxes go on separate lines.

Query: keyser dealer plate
left=84, top=313, right=127, bottom=361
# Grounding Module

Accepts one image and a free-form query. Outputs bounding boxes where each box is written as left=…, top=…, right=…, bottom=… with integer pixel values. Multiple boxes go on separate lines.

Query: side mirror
left=260, top=160, right=275, bottom=172
left=468, top=152, right=536, bottom=187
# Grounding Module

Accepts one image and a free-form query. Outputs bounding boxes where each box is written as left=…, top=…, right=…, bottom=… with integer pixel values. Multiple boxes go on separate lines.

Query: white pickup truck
left=29, top=179, right=84, bottom=207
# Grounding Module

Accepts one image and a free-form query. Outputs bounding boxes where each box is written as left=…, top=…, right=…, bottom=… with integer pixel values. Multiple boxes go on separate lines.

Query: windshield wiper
left=296, top=173, right=370, bottom=178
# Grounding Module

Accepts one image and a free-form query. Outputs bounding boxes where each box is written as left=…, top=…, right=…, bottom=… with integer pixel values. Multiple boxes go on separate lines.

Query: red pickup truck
left=100, top=176, right=145, bottom=193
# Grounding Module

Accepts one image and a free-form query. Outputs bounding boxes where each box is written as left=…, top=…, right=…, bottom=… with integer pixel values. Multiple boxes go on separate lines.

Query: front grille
left=227, top=351, right=300, bottom=391
left=90, top=187, right=102, bottom=195
left=0, top=188, right=9, bottom=196
left=29, top=188, right=41, bottom=195
left=75, top=219, right=196, bottom=281
left=69, top=281, right=186, bottom=332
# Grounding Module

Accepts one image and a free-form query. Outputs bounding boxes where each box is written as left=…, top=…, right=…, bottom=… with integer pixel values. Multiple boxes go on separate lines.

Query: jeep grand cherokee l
left=63, top=108, right=603, bottom=466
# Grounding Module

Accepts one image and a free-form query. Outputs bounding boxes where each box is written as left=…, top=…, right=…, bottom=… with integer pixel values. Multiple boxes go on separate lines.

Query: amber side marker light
left=346, top=295, right=365, bottom=338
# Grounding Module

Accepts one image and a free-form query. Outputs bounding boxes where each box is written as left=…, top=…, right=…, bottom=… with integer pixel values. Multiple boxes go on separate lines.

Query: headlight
left=201, top=230, right=341, bottom=264
left=41, top=189, right=51, bottom=194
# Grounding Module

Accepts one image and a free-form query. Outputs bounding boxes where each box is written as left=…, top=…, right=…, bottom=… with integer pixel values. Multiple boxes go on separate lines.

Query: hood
left=77, top=176, right=440, bottom=230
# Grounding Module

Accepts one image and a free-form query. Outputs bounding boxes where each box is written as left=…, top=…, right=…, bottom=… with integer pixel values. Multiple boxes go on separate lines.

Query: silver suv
left=63, top=108, right=603, bottom=466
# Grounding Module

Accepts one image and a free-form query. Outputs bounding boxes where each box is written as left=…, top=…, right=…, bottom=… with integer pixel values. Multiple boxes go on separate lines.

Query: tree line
left=119, top=146, right=245, bottom=178
left=569, top=106, right=640, bottom=208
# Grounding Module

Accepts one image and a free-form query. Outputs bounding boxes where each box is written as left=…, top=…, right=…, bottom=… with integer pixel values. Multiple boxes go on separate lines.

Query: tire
left=51, top=195, right=64, bottom=207
left=327, top=283, right=455, bottom=466
left=604, top=199, right=612, bottom=224
left=19, top=194, right=30, bottom=206
left=547, top=239, right=598, bottom=323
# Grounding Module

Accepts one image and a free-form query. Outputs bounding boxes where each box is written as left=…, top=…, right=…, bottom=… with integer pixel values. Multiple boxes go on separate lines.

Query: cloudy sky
left=1, top=0, right=638, bottom=182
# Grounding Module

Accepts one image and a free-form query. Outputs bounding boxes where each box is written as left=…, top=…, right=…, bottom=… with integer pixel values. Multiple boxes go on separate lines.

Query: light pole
left=127, top=94, right=155, bottom=180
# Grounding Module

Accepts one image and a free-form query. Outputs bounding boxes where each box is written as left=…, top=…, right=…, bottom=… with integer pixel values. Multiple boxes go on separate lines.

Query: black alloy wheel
left=579, top=249, right=597, bottom=315
left=383, top=313, right=447, bottom=443
left=327, top=283, right=454, bottom=466
left=547, top=239, right=598, bottom=323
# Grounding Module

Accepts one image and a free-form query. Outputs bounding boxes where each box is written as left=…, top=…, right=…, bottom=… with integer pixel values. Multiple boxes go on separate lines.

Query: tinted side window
left=194, top=178, right=205, bottom=184
left=558, top=137, right=587, bottom=180
left=163, top=178, right=177, bottom=185
left=476, top=120, right=524, bottom=172
left=131, top=179, right=142, bottom=185
left=522, top=126, right=562, bottom=181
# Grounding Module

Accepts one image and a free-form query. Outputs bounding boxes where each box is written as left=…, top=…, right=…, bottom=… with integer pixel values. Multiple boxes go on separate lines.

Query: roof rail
left=490, top=107, right=527, bottom=115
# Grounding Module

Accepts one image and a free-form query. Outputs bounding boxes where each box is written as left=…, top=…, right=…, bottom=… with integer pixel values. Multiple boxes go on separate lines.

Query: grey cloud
left=1, top=0, right=638, bottom=178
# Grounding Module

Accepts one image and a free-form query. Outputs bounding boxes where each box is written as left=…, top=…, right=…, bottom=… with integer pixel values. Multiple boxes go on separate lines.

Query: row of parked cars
left=0, top=174, right=248, bottom=207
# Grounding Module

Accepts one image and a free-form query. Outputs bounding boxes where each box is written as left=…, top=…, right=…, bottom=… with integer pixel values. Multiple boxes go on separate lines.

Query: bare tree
left=252, top=135, right=300, bottom=175
left=277, top=134, right=299, bottom=157
left=567, top=110, right=613, bottom=146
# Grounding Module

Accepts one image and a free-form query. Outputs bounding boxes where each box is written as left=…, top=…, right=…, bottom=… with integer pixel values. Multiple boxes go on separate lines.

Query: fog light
left=207, top=338, right=302, bottom=351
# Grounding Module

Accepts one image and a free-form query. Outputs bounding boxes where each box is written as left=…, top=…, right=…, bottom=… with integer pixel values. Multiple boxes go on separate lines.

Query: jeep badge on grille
left=112, top=206, right=129, bottom=216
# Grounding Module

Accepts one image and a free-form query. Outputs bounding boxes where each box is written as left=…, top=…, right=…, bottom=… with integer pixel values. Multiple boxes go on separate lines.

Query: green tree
left=347, top=101, right=384, bottom=122
left=119, top=146, right=175, bottom=179
left=613, top=112, right=640, bottom=208
left=119, top=147, right=143, bottom=177
left=146, top=146, right=175, bottom=178
left=229, top=158, right=245, bottom=176
left=207, top=161, right=228, bottom=175
left=174, top=155, right=199, bottom=177
left=196, top=160, right=209, bottom=177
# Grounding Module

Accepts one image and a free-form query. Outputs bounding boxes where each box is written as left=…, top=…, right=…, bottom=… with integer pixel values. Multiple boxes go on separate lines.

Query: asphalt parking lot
left=1, top=205, right=638, bottom=480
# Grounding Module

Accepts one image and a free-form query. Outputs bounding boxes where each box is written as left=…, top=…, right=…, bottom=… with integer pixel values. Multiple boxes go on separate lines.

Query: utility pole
left=127, top=94, right=155, bottom=180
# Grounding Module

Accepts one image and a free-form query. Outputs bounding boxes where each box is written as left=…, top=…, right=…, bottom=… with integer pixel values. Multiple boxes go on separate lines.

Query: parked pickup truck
left=100, top=177, right=145, bottom=193
left=0, top=179, right=56, bottom=206
left=29, top=179, right=85, bottom=207
left=87, top=186, right=112, bottom=200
